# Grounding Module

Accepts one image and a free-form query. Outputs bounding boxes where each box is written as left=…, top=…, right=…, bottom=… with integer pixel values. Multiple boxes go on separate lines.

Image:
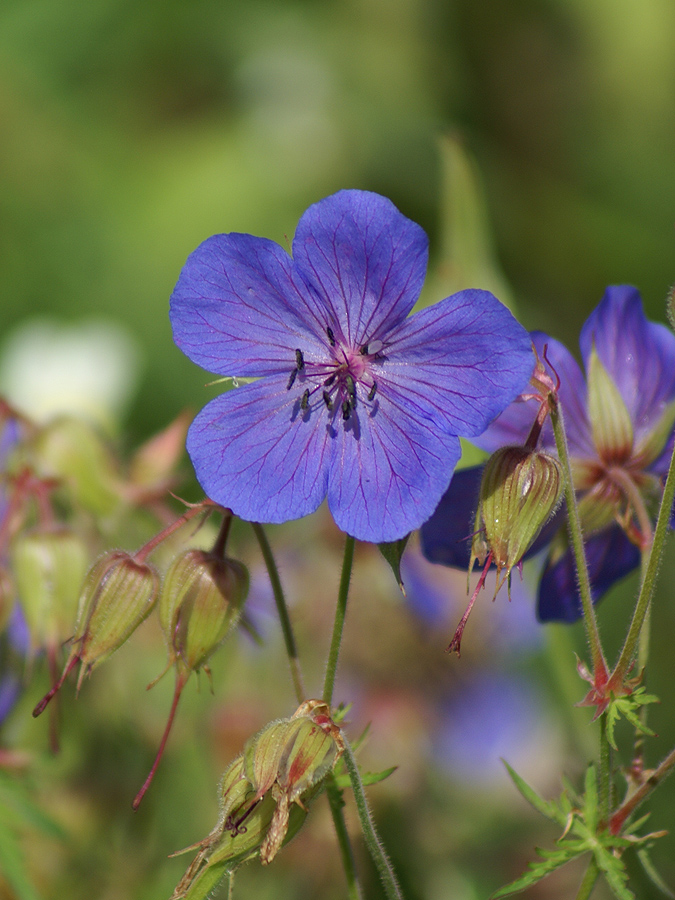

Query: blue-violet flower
left=421, top=285, right=675, bottom=621
left=170, top=190, right=533, bottom=542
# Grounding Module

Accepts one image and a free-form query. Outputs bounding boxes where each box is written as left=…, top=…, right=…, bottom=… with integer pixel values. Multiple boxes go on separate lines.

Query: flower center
left=284, top=331, right=382, bottom=422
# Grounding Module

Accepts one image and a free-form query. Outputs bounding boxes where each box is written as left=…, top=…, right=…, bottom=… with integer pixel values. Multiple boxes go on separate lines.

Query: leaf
left=594, top=846, right=634, bottom=900
left=502, top=761, right=566, bottom=826
left=0, top=816, right=42, bottom=900
left=333, top=767, right=397, bottom=790
left=637, top=848, right=675, bottom=898
left=378, top=535, right=410, bottom=594
left=583, top=765, right=598, bottom=833
left=0, top=773, right=67, bottom=842
left=490, top=847, right=574, bottom=898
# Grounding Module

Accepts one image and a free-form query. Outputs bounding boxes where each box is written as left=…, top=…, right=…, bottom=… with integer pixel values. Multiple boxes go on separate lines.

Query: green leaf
left=594, top=846, right=634, bottom=900
left=0, top=816, right=42, bottom=900
left=637, top=848, right=675, bottom=898
left=333, top=767, right=397, bottom=790
left=378, top=535, right=410, bottom=594
left=0, top=773, right=67, bottom=842
left=491, top=847, right=575, bottom=898
left=502, top=761, right=566, bottom=826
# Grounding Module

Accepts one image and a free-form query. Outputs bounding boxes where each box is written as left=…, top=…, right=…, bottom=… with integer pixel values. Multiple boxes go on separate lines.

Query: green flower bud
left=32, top=416, right=121, bottom=516
left=72, top=551, right=159, bottom=685
left=474, top=446, right=563, bottom=588
left=159, top=549, right=248, bottom=674
left=11, top=526, right=89, bottom=656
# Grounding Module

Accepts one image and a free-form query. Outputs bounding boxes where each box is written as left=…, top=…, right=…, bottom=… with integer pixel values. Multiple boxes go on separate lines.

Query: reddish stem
left=133, top=499, right=219, bottom=564
left=132, top=669, right=188, bottom=809
left=447, top=553, right=493, bottom=656
left=47, top=645, right=61, bottom=754
left=33, top=653, right=79, bottom=718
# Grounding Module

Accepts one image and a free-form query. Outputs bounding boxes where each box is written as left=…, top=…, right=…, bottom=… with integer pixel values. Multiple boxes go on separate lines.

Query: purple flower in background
left=170, top=190, right=533, bottom=542
left=422, top=285, right=675, bottom=622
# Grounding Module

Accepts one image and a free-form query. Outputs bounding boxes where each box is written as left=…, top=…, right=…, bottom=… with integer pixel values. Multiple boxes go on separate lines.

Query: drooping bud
left=31, top=416, right=121, bottom=516
left=32, top=551, right=159, bottom=717
left=473, top=446, right=563, bottom=591
left=170, top=701, right=344, bottom=896
left=10, top=526, right=89, bottom=657
left=159, top=549, right=248, bottom=674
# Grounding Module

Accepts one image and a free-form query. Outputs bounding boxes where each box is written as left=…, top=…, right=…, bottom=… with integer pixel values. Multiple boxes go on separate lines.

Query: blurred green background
left=2, top=0, right=675, bottom=898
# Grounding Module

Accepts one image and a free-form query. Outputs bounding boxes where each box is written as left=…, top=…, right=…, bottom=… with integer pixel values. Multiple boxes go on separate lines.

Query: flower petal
left=292, top=190, right=428, bottom=347
left=383, top=289, right=533, bottom=438
left=325, top=389, right=461, bottom=543
left=579, top=285, right=675, bottom=440
left=473, top=333, right=593, bottom=456
left=537, top=525, right=640, bottom=623
left=186, top=376, right=331, bottom=523
left=170, top=234, right=327, bottom=378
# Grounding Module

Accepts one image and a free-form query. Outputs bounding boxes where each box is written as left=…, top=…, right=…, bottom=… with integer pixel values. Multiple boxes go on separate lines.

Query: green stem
left=343, top=739, right=404, bottom=900
left=598, top=715, right=611, bottom=823
left=323, top=534, right=355, bottom=706
left=574, top=857, right=599, bottom=900
left=550, top=397, right=606, bottom=674
left=610, top=430, right=675, bottom=686
left=632, top=549, right=652, bottom=766
left=326, top=774, right=363, bottom=900
left=250, top=523, right=305, bottom=704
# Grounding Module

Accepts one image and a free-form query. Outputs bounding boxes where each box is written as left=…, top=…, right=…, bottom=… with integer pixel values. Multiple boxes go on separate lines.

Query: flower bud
left=474, top=446, right=563, bottom=588
left=32, top=416, right=121, bottom=516
left=159, top=549, right=248, bottom=674
left=72, top=551, right=159, bottom=685
left=10, top=526, right=88, bottom=656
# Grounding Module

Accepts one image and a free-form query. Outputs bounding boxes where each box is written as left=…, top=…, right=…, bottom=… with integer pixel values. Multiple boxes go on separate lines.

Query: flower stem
left=574, top=858, right=599, bottom=900
left=549, top=396, right=606, bottom=674
left=610, top=434, right=675, bottom=686
left=326, top=774, right=363, bottom=900
left=598, top=715, right=611, bottom=822
left=250, top=523, right=305, bottom=705
left=323, top=534, right=355, bottom=707
left=609, top=743, right=675, bottom=835
left=343, top=738, right=404, bottom=900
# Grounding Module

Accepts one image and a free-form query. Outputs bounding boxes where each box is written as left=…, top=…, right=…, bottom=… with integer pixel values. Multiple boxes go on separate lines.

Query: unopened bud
left=32, top=417, right=121, bottom=516
left=474, top=446, right=563, bottom=587
left=11, top=527, right=88, bottom=656
left=159, top=549, right=248, bottom=674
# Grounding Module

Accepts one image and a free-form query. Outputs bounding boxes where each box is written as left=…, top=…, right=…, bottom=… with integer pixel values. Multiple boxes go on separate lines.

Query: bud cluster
left=171, top=701, right=344, bottom=898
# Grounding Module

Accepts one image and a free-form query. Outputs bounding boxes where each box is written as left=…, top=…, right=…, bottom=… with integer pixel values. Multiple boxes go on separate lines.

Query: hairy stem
left=326, top=774, right=363, bottom=900
left=610, top=436, right=675, bottom=686
left=323, top=534, right=355, bottom=706
left=574, top=858, right=599, bottom=900
left=609, top=744, right=675, bottom=835
left=343, top=738, right=404, bottom=900
left=550, top=396, right=606, bottom=674
left=251, top=522, right=305, bottom=704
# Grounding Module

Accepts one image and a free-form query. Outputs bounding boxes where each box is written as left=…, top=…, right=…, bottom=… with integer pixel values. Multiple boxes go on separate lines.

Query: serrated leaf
left=490, top=847, right=573, bottom=898
left=637, top=848, right=675, bottom=898
left=594, top=846, right=634, bottom=900
left=378, top=535, right=410, bottom=595
left=502, top=761, right=566, bottom=826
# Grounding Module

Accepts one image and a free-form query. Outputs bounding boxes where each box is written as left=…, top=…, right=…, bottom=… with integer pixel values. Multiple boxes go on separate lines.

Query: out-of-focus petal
left=474, top=333, right=593, bottom=456
left=579, top=285, right=675, bottom=440
left=170, top=234, right=327, bottom=378
left=537, top=526, right=640, bottom=623
left=419, top=467, right=483, bottom=568
left=186, top=376, right=331, bottom=523
left=326, top=387, right=461, bottom=543
left=384, top=289, right=533, bottom=438
left=292, top=190, right=428, bottom=346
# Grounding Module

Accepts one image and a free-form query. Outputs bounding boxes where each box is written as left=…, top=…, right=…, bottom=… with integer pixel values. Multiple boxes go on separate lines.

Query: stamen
left=300, top=389, right=310, bottom=411
left=326, top=326, right=336, bottom=347
left=359, top=344, right=369, bottom=356
left=324, top=374, right=336, bottom=387
left=342, top=400, right=351, bottom=421
left=345, top=374, right=357, bottom=402
left=295, top=349, right=305, bottom=370
left=287, top=369, right=297, bottom=390
left=368, top=381, right=378, bottom=401
left=322, top=391, right=333, bottom=411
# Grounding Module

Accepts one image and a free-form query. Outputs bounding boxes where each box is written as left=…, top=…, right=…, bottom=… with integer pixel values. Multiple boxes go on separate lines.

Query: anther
left=345, top=374, right=357, bottom=402
left=359, top=344, right=369, bottom=356
left=368, top=381, right=378, bottom=401
left=300, top=389, right=310, bottom=410
left=342, top=400, right=351, bottom=421
left=326, top=326, right=336, bottom=347
left=287, top=369, right=297, bottom=390
left=322, top=391, right=333, bottom=411
left=324, top=374, right=336, bottom=387
left=295, top=349, right=305, bottom=370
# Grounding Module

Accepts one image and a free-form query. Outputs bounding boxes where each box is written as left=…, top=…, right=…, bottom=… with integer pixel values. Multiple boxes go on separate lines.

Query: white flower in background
left=0, top=319, right=141, bottom=429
